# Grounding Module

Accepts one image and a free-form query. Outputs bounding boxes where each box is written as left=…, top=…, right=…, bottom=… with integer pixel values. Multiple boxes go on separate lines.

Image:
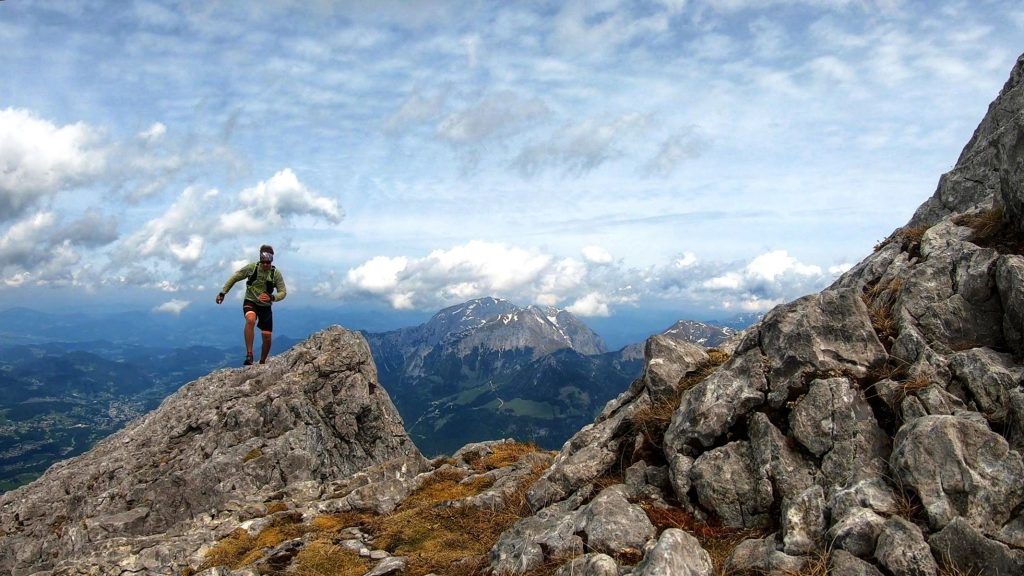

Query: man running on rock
left=216, top=245, right=287, bottom=365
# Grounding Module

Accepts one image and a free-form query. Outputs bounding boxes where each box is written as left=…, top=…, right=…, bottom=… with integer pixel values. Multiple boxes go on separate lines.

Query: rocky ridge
left=0, top=327, right=425, bottom=575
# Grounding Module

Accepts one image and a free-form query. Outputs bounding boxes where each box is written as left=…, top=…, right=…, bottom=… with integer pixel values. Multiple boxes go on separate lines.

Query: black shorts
left=243, top=300, right=273, bottom=333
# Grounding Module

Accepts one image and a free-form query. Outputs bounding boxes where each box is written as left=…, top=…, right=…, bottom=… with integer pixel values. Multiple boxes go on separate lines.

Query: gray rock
left=996, top=255, right=1024, bottom=356
left=723, top=536, right=806, bottom=575
left=365, top=555, right=406, bottom=576
left=929, top=517, right=1024, bottom=576
left=487, top=497, right=586, bottom=575
left=781, top=485, right=826, bottom=556
left=663, top=348, right=767, bottom=455
left=667, top=454, right=693, bottom=503
left=874, top=517, right=938, bottom=576
left=691, top=441, right=772, bottom=529
left=910, top=54, right=1024, bottom=227
left=758, top=289, right=887, bottom=407
left=748, top=413, right=817, bottom=503
left=829, top=507, right=887, bottom=558
left=828, top=478, right=898, bottom=520
left=890, top=415, right=1024, bottom=531
left=830, top=549, right=885, bottom=576
left=949, top=348, right=1022, bottom=424
left=641, top=335, right=709, bottom=404
left=0, top=326, right=424, bottom=575
left=632, top=528, right=712, bottom=576
left=553, top=553, right=618, bottom=576
left=789, top=377, right=890, bottom=487
left=578, top=486, right=656, bottom=556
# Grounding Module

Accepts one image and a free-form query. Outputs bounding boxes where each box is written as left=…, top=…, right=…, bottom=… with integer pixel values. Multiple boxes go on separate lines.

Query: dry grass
left=467, top=441, right=544, bottom=472
left=242, top=448, right=262, bottom=463
left=265, top=500, right=289, bottom=514
left=957, top=207, right=1024, bottom=254
left=365, top=444, right=549, bottom=576
left=863, top=277, right=904, bottom=348
left=201, top=513, right=307, bottom=570
left=291, top=540, right=369, bottom=576
left=958, top=207, right=1004, bottom=243
left=640, top=503, right=767, bottom=576
left=780, top=547, right=831, bottom=576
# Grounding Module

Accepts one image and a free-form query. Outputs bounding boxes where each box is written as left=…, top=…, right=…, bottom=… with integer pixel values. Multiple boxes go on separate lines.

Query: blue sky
left=1, top=0, right=1022, bottom=323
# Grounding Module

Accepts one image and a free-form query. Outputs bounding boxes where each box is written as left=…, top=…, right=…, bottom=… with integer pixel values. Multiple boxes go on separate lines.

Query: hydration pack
left=246, top=263, right=276, bottom=297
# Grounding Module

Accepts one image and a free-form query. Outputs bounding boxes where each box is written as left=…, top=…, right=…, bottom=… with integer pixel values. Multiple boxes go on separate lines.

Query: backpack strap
left=245, top=263, right=260, bottom=286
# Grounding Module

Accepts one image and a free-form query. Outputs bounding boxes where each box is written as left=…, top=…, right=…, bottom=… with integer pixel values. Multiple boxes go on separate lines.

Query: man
left=216, top=245, right=287, bottom=365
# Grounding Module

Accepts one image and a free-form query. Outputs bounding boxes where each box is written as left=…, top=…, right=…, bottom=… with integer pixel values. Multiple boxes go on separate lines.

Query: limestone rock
left=890, top=415, right=1024, bottom=532
left=632, top=528, right=712, bottom=576
left=874, top=517, right=937, bottom=576
left=929, top=517, right=1024, bottom=576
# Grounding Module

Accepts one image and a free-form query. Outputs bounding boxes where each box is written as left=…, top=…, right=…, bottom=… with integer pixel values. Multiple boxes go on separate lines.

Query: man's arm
left=220, top=265, right=252, bottom=296
left=272, top=270, right=287, bottom=302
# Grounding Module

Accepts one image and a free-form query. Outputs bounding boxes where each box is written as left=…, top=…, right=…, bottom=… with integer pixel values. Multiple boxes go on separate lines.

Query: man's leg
left=244, top=311, right=257, bottom=363
left=260, top=331, right=272, bottom=364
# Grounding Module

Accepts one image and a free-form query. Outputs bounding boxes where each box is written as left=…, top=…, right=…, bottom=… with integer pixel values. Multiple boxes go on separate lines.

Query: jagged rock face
left=494, top=53, right=1024, bottom=576
left=0, top=326, right=424, bottom=575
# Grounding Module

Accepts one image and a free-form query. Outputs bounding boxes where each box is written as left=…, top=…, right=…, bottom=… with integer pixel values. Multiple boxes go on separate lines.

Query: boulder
left=874, top=517, right=938, bottom=576
left=929, top=517, right=1024, bottom=576
left=632, top=528, right=712, bottom=576
left=690, top=441, right=772, bottom=529
left=890, top=415, right=1024, bottom=532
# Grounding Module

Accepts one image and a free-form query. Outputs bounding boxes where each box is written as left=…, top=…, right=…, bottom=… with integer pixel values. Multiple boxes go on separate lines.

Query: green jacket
left=221, top=263, right=287, bottom=307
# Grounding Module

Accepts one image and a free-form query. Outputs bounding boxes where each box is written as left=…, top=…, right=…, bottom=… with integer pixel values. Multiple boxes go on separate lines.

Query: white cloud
left=138, top=122, right=167, bottom=144
left=567, top=292, right=611, bottom=317
left=346, top=255, right=409, bottom=293
left=674, top=252, right=698, bottom=268
left=119, top=186, right=215, bottom=261
left=219, top=169, right=343, bottom=235
left=0, top=212, right=58, bottom=267
left=0, top=108, right=107, bottom=220
left=745, top=250, right=821, bottom=282
left=154, top=299, right=190, bottom=315
left=582, top=245, right=613, bottom=264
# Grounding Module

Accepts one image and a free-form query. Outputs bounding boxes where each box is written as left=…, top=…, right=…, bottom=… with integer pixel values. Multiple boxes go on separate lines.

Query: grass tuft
left=242, top=448, right=262, bottom=463
left=201, top=513, right=307, bottom=570
left=291, top=540, right=369, bottom=576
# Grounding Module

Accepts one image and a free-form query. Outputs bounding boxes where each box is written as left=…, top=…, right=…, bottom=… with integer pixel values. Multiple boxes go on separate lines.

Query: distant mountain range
left=0, top=300, right=755, bottom=488
left=363, top=297, right=746, bottom=456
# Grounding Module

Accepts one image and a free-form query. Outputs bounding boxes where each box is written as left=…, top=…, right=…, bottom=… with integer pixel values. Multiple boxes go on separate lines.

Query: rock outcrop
left=485, top=52, right=1024, bottom=576
left=0, top=326, right=426, bottom=575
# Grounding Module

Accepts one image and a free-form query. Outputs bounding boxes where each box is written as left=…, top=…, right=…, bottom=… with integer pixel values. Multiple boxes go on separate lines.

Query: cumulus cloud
left=581, top=245, right=613, bottom=264
left=153, top=299, right=190, bottom=315
left=118, top=186, right=217, bottom=264
left=219, top=169, right=343, bottom=235
left=514, top=113, right=651, bottom=176
left=0, top=212, right=58, bottom=268
left=0, top=108, right=107, bottom=221
left=567, top=292, right=611, bottom=317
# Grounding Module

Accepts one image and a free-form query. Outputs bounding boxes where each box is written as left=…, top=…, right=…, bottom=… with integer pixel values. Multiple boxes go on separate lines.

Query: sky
left=1, top=0, right=1022, bottom=328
